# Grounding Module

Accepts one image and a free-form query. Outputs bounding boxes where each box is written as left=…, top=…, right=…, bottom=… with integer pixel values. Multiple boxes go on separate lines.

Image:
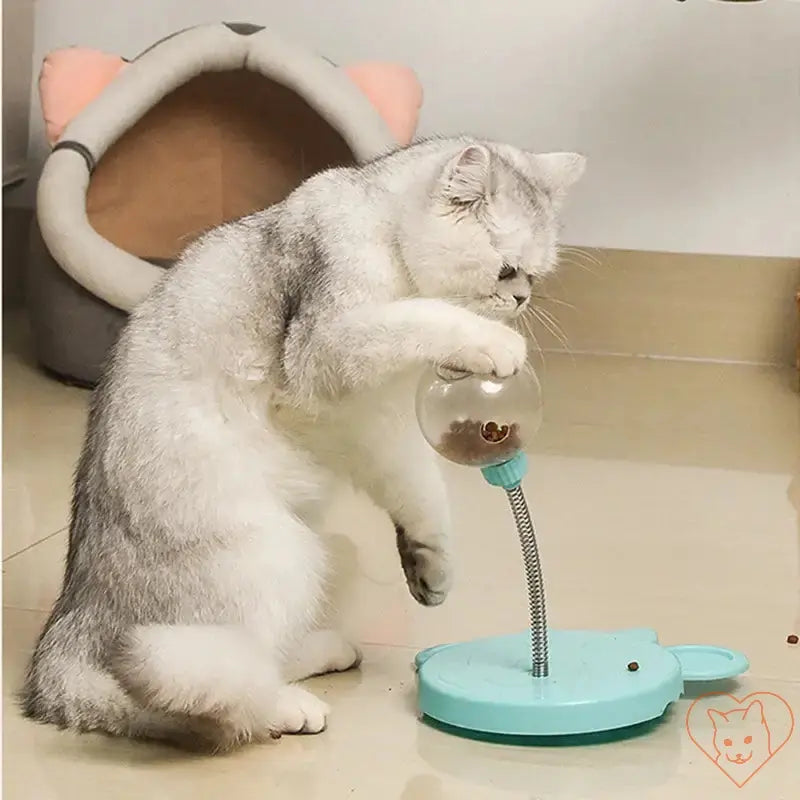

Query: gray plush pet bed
left=28, top=22, right=422, bottom=385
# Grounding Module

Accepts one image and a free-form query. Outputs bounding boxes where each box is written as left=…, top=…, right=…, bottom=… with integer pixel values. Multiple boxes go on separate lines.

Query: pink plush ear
left=39, top=48, right=127, bottom=145
left=343, top=62, right=422, bottom=146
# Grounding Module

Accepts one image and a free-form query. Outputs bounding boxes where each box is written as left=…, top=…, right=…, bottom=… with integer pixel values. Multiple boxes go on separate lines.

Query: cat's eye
left=723, top=738, right=733, bottom=747
left=744, top=736, right=752, bottom=744
left=498, top=262, right=517, bottom=281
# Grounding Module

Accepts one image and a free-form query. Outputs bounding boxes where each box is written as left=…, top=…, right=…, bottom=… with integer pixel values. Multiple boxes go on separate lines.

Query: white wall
left=20, top=0, right=800, bottom=257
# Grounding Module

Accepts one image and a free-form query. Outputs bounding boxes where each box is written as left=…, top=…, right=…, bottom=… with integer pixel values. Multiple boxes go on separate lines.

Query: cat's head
left=402, top=141, right=585, bottom=320
left=708, top=701, right=772, bottom=765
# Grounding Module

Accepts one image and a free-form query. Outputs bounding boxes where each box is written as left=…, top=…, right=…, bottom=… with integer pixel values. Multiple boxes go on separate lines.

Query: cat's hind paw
left=271, top=686, right=330, bottom=735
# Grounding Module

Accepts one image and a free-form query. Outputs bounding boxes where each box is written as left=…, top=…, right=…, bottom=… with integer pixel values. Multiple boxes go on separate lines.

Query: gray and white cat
left=21, top=137, right=584, bottom=751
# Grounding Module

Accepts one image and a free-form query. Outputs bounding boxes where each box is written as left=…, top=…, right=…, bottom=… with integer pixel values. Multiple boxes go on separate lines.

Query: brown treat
left=787, top=634, right=799, bottom=645
left=627, top=661, right=640, bottom=672
left=480, top=421, right=511, bottom=443
left=437, top=418, right=522, bottom=466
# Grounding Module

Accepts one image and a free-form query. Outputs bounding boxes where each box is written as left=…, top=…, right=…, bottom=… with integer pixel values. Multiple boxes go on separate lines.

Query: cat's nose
left=514, top=295, right=527, bottom=308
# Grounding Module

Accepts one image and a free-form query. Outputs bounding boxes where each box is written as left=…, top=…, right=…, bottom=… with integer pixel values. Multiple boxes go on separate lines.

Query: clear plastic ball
left=415, top=366, right=543, bottom=468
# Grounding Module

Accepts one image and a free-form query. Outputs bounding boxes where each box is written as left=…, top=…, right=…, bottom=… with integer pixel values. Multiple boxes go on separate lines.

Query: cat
left=708, top=700, right=773, bottom=777
left=21, top=136, right=585, bottom=751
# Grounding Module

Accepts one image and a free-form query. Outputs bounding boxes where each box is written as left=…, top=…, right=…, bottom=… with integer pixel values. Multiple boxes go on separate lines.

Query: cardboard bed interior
left=86, top=69, right=355, bottom=262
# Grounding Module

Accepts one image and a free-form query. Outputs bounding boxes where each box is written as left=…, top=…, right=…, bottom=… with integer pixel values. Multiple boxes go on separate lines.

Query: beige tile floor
left=3, top=310, right=799, bottom=799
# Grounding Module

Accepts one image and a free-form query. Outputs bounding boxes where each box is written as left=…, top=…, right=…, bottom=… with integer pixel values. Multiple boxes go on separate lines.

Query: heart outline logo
left=685, top=692, right=795, bottom=788
left=480, top=421, right=510, bottom=444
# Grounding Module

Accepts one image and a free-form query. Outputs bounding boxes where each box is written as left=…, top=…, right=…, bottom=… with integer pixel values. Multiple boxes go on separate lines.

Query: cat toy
left=413, top=366, right=749, bottom=739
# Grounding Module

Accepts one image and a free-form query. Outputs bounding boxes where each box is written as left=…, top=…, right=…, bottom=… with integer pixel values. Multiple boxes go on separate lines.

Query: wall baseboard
left=534, top=248, right=800, bottom=367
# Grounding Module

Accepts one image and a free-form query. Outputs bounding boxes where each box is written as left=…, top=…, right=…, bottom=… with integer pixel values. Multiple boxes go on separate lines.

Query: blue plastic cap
left=481, top=452, right=528, bottom=489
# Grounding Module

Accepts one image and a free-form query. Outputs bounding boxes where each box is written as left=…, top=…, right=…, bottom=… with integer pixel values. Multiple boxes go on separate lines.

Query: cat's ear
left=39, top=48, right=127, bottom=144
left=440, top=145, right=493, bottom=205
left=530, top=152, right=586, bottom=206
left=742, top=700, right=766, bottom=724
left=342, top=62, right=422, bottom=146
left=707, top=709, right=728, bottom=728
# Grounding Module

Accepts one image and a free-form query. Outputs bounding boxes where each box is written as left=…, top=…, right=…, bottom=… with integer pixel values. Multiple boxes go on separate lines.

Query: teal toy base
left=415, top=628, right=748, bottom=738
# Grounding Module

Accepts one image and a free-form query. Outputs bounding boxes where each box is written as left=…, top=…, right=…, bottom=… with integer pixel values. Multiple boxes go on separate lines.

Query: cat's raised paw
left=395, top=526, right=452, bottom=606
left=444, top=322, right=527, bottom=378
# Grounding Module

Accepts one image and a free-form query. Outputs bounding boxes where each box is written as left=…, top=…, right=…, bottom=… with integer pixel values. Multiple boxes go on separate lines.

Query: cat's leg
left=111, top=623, right=334, bottom=746
left=283, top=629, right=363, bottom=682
left=285, top=298, right=527, bottom=403
left=340, top=408, right=453, bottom=607
left=107, top=484, right=336, bottom=746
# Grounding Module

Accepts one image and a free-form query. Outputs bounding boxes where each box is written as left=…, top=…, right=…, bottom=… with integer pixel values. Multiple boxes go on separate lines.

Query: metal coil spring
left=506, top=484, right=549, bottom=677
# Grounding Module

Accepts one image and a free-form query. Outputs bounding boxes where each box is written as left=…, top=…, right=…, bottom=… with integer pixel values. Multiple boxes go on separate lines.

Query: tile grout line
left=2, top=526, right=68, bottom=564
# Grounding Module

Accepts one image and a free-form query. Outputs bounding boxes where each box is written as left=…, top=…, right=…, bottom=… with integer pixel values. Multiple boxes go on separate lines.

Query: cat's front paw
left=443, top=321, right=527, bottom=378
left=395, top=526, right=452, bottom=606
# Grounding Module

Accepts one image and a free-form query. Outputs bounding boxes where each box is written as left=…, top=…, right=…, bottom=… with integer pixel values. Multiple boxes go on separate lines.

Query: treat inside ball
left=416, top=366, right=543, bottom=467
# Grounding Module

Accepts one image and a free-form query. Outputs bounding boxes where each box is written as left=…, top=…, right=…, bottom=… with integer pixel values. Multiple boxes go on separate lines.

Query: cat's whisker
left=558, top=245, right=602, bottom=267
left=562, top=251, right=601, bottom=269
left=531, top=293, right=575, bottom=310
left=533, top=303, right=567, bottom=336
left=535, top=307, right=571, bottom=352
left=529, top=305, right=572, bottom=356
left=557, top=245, right=607, bottom=277
left=546, top=272, right=571, bottom=299
left=557, top=255, right=599, bottom=276
left=522, top=357, right=545, bottom=384
left=519, top=314, right=546, bottom=374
